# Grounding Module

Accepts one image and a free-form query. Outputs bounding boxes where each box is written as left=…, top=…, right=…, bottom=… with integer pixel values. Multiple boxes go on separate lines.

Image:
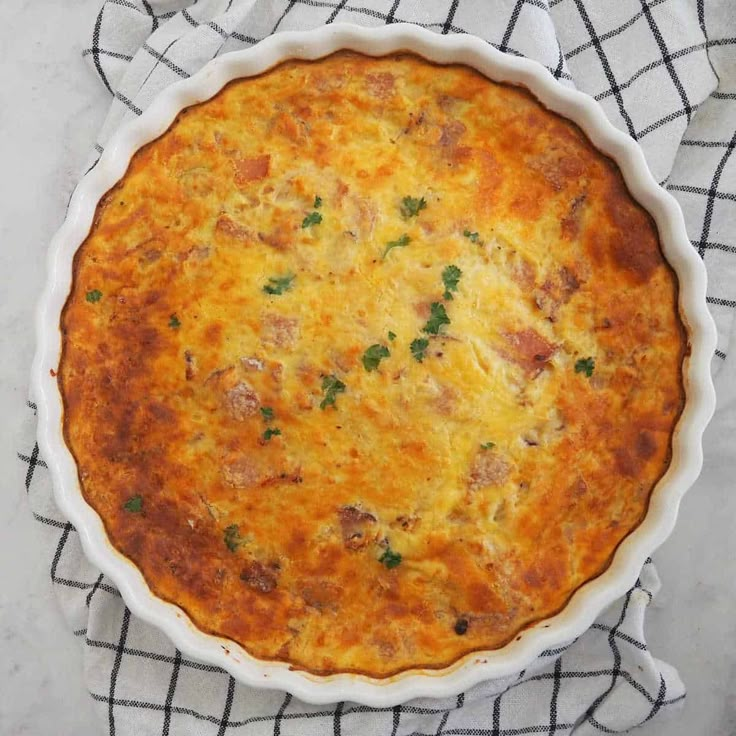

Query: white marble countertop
left=1, top=2, right=734, bottom=734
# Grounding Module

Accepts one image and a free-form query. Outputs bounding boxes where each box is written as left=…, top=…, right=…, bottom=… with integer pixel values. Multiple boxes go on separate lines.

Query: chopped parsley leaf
left=302, top=211, right=322, bottom=228
left=480, top=442, right=496, bottom=450
left=263, top=274, right=295, bottom=295
left=410, top=338, right=430, bottom=363
left=382, top=233, right=411, bottom=259
left=168, top=314, right=181, bottom=329
left=422, top=302, right=450, bottom=335
left=313, top=195, right=323, bottom=209
left=260, top=406, right=274, bottom=422
left=85, top=289, right=102, bottom=303
left=463, top=229, right=480, bottom=243
left=123, top=495, right=143, bottom=513
left=388, top=331, right=397, bottom=341
left=224, top=524, right=243, bottom=552
left=442, top=264, right=462, bottom=300
left=379, top=546, right=402, bottom=569
left=320, top=374, right=346, bottom=410
left=262, top=427, right=282, bottom=442
left=362, top=344, right=390, bottom=372
left=575, top=357, right=595, bottom=377
left=400, top=195, right=427, bottom=219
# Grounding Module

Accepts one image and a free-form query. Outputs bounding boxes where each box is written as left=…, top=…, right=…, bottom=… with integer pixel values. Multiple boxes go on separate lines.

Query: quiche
left=60, top=52, right=686, bottom=676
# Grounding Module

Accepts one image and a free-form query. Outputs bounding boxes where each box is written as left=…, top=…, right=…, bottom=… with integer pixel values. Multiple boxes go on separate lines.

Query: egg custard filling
left=60, top=52, right=686, bottom=676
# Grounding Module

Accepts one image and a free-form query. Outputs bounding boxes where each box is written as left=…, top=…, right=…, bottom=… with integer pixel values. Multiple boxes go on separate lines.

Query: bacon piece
left=222, top=458, right=260, bottom=488
left=338, top=506, right=377, bottom=550
left=261, top=314, right=299, bottom=349
left=365, top=72, right=395, bottom=99
left=561, top=194, right=587, bottom=239
left=533, top=266, right=580, bottom=321
left=233, top=155, right=270, bottom=185
left=500, top=329, right=557, bottom=377
left=224, top=382, right=260, bottom=421
left=301, top=580, right=340, bottom=610
left=527, top=146, right=583, bottom=191
left=240, top=356, right=264, bottom=372
left=257, top=230, right=290, bottom=251
left=240, top=560, right=278, bottom=593
left=216, top=214, right=252, bottom=242
left=184, top=350, right=197, bottom=380
left=468, top=452, right=511, bottom=491
left=439, top=120, right=466, bottom=147
left=432, top=383, right=457, bottom=416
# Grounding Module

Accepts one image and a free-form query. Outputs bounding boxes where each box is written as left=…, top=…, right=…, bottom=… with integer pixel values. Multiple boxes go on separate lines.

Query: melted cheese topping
left=60, top=53, right=686, bottom=676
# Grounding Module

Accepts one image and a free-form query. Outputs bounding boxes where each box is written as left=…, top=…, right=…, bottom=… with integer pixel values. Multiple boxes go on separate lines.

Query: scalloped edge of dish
left=32, top=23, right=717, bottom=706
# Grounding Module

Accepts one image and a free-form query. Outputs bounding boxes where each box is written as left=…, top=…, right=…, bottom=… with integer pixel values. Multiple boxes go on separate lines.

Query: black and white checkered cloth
left=18, top=0, right=736, bottom=733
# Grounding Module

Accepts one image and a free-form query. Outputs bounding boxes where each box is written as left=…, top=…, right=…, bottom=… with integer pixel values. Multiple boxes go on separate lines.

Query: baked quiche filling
left=60, top=52, right=686, bottom=676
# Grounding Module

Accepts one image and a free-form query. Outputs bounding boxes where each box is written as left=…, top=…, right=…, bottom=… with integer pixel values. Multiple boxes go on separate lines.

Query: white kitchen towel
left=18, top=0, right=736, bottom=734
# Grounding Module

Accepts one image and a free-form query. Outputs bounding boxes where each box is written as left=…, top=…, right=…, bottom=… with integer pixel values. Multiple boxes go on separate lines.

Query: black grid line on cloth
left=640, top=0, right=693, bottom=126
left=694, top=128, right=736, bottom=257
left=86, top=572, right=106, bottom=607
left=671, top=184, right=736, bottom=202
left=390, top=704, right=401, bottom=736
left=385, top=0, right=402, bottom=24
left=109, top=607, right=133, bottom=736
left=92, top=3, right=113, bottom=94
left=162, top=648, right=183, bottom=735
left=106, top=0, right=177, bottom=19
left=82, top=48, right=135, bottom=63
left=707, top=296, right=736, bottom=308
left=499, top=0, right=526, bottom=53
left=334, top=700, right=345, bottom=736
left=142, top=41, right=190, bottom=79
left=441, top=0, right=460, bottom=34
left=115, top=90, right=144, bottom=115
left=547, top=658, right=563, bottom=735
left=326, top=0, right=350, bottom=24
left=216, top=675, right=236, bottom=735
left=272, top=0, right=298, bottom=33
left=563, top=0, right=672, bottom=60
left=571, top=0, right=638, bottom=138
left=272, top=692, right=292, bottom=736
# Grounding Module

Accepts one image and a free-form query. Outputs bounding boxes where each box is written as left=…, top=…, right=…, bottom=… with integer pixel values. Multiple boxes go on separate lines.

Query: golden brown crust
left=59, top=52, right=686, bottom=677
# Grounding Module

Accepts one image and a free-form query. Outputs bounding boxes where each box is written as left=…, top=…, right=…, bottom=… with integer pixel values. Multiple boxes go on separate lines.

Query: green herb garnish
left=575, top=357, right=595, bottom=377
left=313, top=195, right=323, bottom=209
left=168, top=314, right=181, bottom=329
left=362, top=344, right=390, bottom=372
left=302, top=211, right=322, bottom=228
left=379, top=546, right=402, bottom=569
left=442, top=265, right=462, bottom=300
left=383, top=233, right=411, bottom=259
left=480, top=442, right=496, bottom=450
left=260, top=407, right=274, bottom=421
left=422, top=302, right=450, bottom=335
left=224, top=524, right=243, bottom=552
left=410, top=338, right=429, bottom=363
left=320, top=374, right=346, bottom=410
left=85, top=289, right=102, bottom=303
left=388, top=331, right=397, bottom=341
left=123, top=495, right=143, bottom=513
left=463, top=229, right=480, bottom=243
left=263, top=274, right=295, bottom=295
left=400, top=196, right=427, bottom=219
left=262, top=427, right=282, bottom=442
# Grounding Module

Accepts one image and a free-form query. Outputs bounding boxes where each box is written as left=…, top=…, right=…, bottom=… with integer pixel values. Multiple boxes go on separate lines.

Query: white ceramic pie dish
left=33, top=23, right=717, bottom=706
